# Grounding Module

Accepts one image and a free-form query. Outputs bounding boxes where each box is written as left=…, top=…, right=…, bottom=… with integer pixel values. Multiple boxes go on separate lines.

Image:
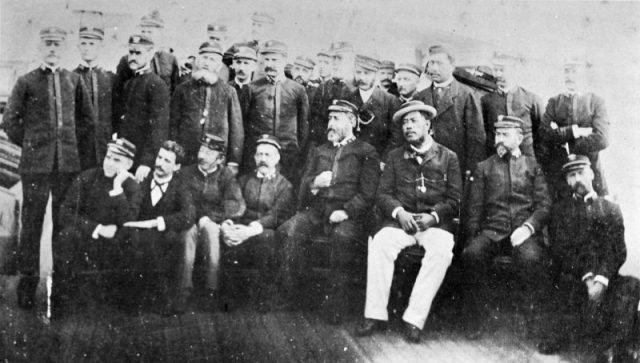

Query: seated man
left=221, top=135, right=294, bottom=310
left=461, top=116, right=551, bottom=338
left=278, top=100, right=380, bottom=324
left=123, top=141, right=195, bottom=315
left=178, top=134, right=245, bottom=310
left=356, top=100, right=462, bottom=343
left=538, top=155, right=640, bottom=362
left=53, top=138, right=141, bottom=317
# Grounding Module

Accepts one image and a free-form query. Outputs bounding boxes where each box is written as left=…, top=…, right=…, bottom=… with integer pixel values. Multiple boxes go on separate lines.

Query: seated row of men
left=51, top=98, right=638, bottom=361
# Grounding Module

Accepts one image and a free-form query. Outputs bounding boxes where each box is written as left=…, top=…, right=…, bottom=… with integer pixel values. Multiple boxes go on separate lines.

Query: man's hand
left=98, top=224, right=117, bottom=239
left=123, top=220, right=157, bottom=229
left=414, top=213, right=435, bottom=231
left=397, top=210, right=418, bottom=234
left=221, top=225, right=255, bottom=246
left=379, top=162, right=385, bottom=171
left=227, top=164, right=239, bottom=176
left=329, top=210, right=349, bottom=224
left=586, top=279, right=607, bottom=303
left=574, top=126, right=593, bottom=138
left=113, top=169, right=134, bottom=190
left=313, top=171, right=333, bottom=189
left=510, top=225, right=532, bottom=247
left=198, top=216, right=212, bottom=227
left=135, top=165, right=152, bottom=182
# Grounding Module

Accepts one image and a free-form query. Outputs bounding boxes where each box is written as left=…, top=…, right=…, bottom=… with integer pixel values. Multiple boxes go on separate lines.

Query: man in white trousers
left=355, top=100, right=462, bottom=343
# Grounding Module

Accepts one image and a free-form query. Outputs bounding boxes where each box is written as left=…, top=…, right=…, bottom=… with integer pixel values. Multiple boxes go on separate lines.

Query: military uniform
left=309, top=78, right=357, bottom=147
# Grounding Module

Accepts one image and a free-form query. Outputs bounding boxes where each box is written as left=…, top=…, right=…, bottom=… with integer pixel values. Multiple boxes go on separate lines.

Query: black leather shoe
left=537, top=339, right=564, bottom=355
left=404, top=322, right=421, bottom=343
left=355, top=319, right=386, bottom=337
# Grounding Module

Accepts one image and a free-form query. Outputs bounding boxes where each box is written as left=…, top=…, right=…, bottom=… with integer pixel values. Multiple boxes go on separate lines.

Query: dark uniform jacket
left=113, top=50, right=179, bottom=119
left=481, top=86, right=544, bottom=158
left=170, top=78, right=244, bottom=165
left=345, top=87, right=402, bottom=157
left=3, top=67, right=94, bottom=175
left=229, top=79, right=249, bottom=99
left=58, top=168, right=142, bottom=238
left=299, top=139, right=380, bottom=220
left=240, top=77, right=309, bottom=154
left=118, top=70, right=170, bottom=168
left=308, top=77, right=357, bottom=146
left=180, top=164, right=245, bottom=223
left=137, top=173, right=195, bottom=232
left=378, top=142, right=462, bottom=234
left=550, top=196, right=625, bottom=281
left=73, top=65, right=114, bottom=169
left=237, top=171, right=294, bottom=229
left=540, top=92, right=610, bottom=196
left=466, top=153, right=550, bottom=241
left=414, top=79, right=486, bottom=176
left=305, top=84, right=318, bottom=107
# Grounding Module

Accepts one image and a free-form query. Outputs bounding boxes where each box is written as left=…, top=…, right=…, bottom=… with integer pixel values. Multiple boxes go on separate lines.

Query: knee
left=461, top=237, right=489, bottom=266
left=514, top=240, right=546, bottom=267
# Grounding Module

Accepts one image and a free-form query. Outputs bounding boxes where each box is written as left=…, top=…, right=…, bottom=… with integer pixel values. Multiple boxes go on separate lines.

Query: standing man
left=537, top=155, right=639, bottom=362
left=123, top=141, right=195, bottom=315
left=461, top=116, right=551, bottom=339
left=313, top=49, right=333, bottom=85
left=2, top=26, right=94, bottom=309
left=240, top=40, right=309, bottom=186
left=74, top=25, right=114, bottom=170
left=395, top=63, right=421, bottom=103
left=345, top=54, right=402, bottom=157
left=540, top=57, right=610, bottom=200
left=414, top=44, right=485, bottom=179
left=229, top=47, right=257, bottom=96
left=53, top=138, right=141, bottom=317
left=170, top=41, right=243, bottom=170
left=206, top=23, right=230, bottom=82
left=113, top=11, right=180, bottom=125
left=118, top=34, right=170, bottom=182
left=221, top=135, right=295, bottom=310
left=308, top=41, right=357, bottom=148
left=356, top=100, right=462, bottom=343
left=291, top=56, right=318, bottom=103
left=178, top=134, right=245, bottom=309
left=378, top=60, right=399, bottom=96
left=278, top=100, right=380, bottom=324
left=481, top=52, right=545, bottom=159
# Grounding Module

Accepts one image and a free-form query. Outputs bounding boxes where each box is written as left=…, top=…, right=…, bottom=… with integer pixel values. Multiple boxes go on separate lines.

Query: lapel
left=421, top=143, right=438, bottom=166
left=436, top=80, right=457, bottom=115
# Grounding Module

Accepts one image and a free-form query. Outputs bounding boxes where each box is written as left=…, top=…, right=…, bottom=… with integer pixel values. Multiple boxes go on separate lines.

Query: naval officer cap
left=79, top=26, right=104, bottom=40
left=140, top=11, right=164, bottom=28
left=40, top=26, right=67, bottom=41
left=129, top=34, right=154, bottom=46
left=200, top=133, right=226, bottom=152
left=293, top=56, right=316, bottom=70
left=494, top=115, right=524, bottom=130
left=251, top=11, right=275, bottom=25
left=256, top=134, right=282, bottom=151
left=395, top=63, right=421, bottom=76
left=328, top=99, right=358, bottom=115
left=562, top=154, right=591, bottom=174
left=392, top=100, right=437, bottom=124
left=233, top=46, right=257, bottom=61
left=107, top=137, right=137, bottom=159
left=199, top=41, right=223, bottom=56
left=260, top=40, right=288, bottom=56
left=380, top=60, right=395, bottom=71
left=355, top=54, right=381, bottom=71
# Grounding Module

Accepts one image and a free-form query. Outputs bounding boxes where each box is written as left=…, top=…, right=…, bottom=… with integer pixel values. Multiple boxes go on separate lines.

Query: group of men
left=2, top=9, right=638, bottom=362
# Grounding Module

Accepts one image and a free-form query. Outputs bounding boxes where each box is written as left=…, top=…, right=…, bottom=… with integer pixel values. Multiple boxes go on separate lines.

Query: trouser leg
left=278, top=211, right=319, bottom=296
left=403, top=228, right=454, bottom=329
left=364, top=227, right=414, bottom=322
left=460, top=234, right=499, bottom=320
left=178, top=225, right=198, bottom=293
left=199, top=219, right=221, bottom=290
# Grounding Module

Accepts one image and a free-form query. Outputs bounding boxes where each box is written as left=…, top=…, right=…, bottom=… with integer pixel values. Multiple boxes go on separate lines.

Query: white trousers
left=180, top=218, right=221, bottom=291
left=364, top=226, right=454, bottom=329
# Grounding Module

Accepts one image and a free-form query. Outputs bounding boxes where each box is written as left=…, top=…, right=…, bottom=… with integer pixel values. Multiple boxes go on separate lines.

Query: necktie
left=151, top=180, right=168, bottom=206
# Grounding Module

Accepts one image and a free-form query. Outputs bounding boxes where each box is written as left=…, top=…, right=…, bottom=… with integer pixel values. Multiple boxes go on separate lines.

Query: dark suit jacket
left=414, top=79, right=486, bottom=176
left=345, top=87, right=402, bottom=157
left=550, top=196, right=625, bottom=281
left=237, top=171, right=294, bottom=229
left=180, top=165, right=245, bottom=223
left=170, top=78, right=244, bottom=165
left=3, top=67, right=94, bottom=175
left=481, top=86, right=544, bottom=158
left=137, top=173, right=195, bottom=232
left=466, top=153, right=550, bottom=241
left=73, top=65, right=114, bottom=170
left=299, top=139, right=380, bottom=220
left=378, top=142, right=462, bottom=234
left=540, top=92, right=609, bottom=196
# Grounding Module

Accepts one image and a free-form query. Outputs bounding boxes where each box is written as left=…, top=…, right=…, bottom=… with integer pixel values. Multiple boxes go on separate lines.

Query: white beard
left=192, top=69, right=219, bottom=85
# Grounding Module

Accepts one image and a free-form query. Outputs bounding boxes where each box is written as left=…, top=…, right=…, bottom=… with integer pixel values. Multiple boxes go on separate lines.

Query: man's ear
left=125, top=159, right=134, bottom=171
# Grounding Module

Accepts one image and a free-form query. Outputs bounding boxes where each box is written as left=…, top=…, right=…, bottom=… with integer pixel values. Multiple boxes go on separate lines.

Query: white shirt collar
left=152, top=174, right=173, bottom=186
left=497, top=147, right=522, bottom=158
left=359, top=87, right=375, bottom=103
left=433, top=76, right=454, bottom=88
left=410, top=138, right=434, bottom=154
left=256, top=169, right=277, bottom=180
left=332, top=135, right=356, bottom=148
left=40, top=63, right=60, bottom=73
left=135, top=63, right=151, bottom=75
left=198, top=165, right=218, bottom=176
left=235, top=77, right=251, bottom=87
left=79, top=60, right=99, bottom=69
left=581, top=191, right=597, bottom=202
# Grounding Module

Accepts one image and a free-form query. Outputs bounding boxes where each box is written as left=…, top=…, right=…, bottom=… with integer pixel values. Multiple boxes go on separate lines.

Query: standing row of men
left=2, top=11, right=635, bottom=361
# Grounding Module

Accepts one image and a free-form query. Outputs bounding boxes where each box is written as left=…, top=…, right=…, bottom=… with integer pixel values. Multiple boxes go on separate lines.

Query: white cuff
left=392, top=207, right=404, bottom=219
left=249, top=221, right=264, bottom=235
left=430, top=211, right=439, bottom=224
left=227, top=162, right=239, bottom=167
left=572, top=124, right=579, bottom=138
left=593, top=275, right=609, bottom=287
left=109, top=188, right=123, bottom=196
left=582, top=272, right=594, bottom=282
left=523, top=222, right=535, bottom=235
left=157, top=217, right=166, bottom=232
left=92, top=224, right=102, bottom=239
left=310, top=187, right=319, bottom=195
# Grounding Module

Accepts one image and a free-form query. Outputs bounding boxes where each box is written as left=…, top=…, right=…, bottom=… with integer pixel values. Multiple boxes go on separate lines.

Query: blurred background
left=0, top=0, right=638, bottom=276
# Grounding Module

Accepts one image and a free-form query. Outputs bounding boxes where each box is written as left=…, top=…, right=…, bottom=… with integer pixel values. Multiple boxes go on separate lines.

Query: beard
left=192, top=68, right=219, bottom=84
left=571, top=181, right=589, bottom=197
left=294, top=76, right=306, bottom=85
left=495, top=143, right=509, bottom=157
left=406, top=133, right=425, bottom=146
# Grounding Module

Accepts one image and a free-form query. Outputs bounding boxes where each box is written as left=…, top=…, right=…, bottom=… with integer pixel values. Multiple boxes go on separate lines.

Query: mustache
left=235, top=69, right=246, bottom=76
left=256, top=162, right=269, bottom=167
left=264, top=66, right=276, bottom=73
